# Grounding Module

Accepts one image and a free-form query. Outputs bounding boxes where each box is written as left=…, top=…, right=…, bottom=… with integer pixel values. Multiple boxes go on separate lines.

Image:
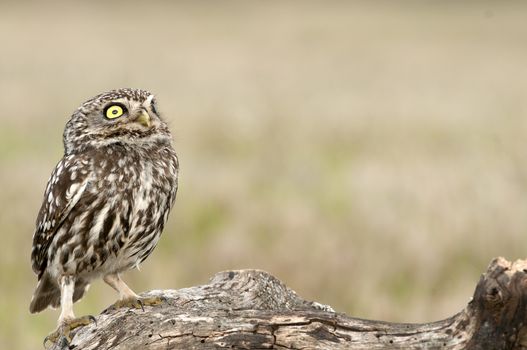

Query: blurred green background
left=1, top=1, right=527, bottom=348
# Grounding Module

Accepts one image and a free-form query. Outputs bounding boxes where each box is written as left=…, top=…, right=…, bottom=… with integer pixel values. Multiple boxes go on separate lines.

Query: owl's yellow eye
left=105, top=104, right=125, bottom=119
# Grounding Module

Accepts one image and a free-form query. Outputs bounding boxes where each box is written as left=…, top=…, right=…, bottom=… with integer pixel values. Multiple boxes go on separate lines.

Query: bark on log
left=51, top=257, right=527, bottom=349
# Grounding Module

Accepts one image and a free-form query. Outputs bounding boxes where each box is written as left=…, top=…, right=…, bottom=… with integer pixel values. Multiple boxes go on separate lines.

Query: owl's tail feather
left=29, top=271, right=60, bottom=313
left=29, top=272, right=90, bottom=313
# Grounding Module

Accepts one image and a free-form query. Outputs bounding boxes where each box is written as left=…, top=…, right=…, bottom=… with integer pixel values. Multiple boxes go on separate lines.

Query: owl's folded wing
left=31, top=155, right=91, bottom=278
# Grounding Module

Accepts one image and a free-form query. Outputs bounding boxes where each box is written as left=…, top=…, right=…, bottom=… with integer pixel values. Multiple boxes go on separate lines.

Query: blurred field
left=1, top=1, right=527, bottom=348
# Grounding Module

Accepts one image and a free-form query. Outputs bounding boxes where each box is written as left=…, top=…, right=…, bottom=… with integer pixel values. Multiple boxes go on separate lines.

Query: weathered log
left=50, top=257, right=527, bottom=349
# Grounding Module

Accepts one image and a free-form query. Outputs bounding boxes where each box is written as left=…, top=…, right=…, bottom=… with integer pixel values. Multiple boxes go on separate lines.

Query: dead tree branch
left=51, top=257, right=527, bottom=349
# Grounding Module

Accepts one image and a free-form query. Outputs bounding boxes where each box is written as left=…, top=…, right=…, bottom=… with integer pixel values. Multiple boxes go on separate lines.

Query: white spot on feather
left=66, top=183, right=81, bottom=200
left=88, top=203, right=110, bottom=240
left=56, top=162, right=63, bottom=175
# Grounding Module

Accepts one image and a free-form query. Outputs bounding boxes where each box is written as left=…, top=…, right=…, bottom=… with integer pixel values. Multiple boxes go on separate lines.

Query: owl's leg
left=44, top=276, right=95, bottom=348
left=104, top=273, right=164, bottom=311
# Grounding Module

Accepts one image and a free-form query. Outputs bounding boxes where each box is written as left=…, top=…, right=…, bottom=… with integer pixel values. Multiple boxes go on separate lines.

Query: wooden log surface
left=50, top=257, right=527, bottom=349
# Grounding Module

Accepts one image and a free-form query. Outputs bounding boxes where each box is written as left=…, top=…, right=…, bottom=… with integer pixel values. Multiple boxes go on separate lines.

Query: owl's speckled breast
left=48, top=143, right=178, bottom=280
left=92, top=144, right=177, bottom=272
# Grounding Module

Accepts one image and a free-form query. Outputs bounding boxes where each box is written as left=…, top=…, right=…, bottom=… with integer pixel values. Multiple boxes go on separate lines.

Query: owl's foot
left=106, top=295, right=166, bottom=312
left=43, top=315, right=96, bottom=348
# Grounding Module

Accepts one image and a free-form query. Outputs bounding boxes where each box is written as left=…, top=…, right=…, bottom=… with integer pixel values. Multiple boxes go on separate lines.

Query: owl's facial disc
left=64, top=89, right=172, bottom=154
left=100, top=98, right=154, bottom=129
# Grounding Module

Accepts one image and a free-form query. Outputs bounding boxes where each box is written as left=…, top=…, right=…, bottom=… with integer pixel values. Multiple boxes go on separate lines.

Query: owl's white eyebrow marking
left=145, top=94, right=155, bottom=105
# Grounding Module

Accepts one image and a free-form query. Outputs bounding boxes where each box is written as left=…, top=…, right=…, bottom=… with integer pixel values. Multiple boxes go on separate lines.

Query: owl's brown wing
left=31, top=154, right=91, bottom=279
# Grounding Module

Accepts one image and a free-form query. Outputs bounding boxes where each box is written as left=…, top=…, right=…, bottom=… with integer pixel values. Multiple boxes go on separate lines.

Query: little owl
left=29, top=88, right=179, bottom=345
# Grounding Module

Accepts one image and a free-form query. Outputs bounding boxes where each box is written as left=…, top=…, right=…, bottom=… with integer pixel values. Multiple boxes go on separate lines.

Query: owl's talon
left=42, top=315, right=96, bottom=348
left=107, top=295, right=165, bottom=313
left=140, top=295, right=166, bottom=307
left=43, top=334, right=70, bottom=349
left=43, top=332, right=60, bottom=349
left=137, top=298, right=145, bottom=312
left=88, top=315, right=97, bottom=326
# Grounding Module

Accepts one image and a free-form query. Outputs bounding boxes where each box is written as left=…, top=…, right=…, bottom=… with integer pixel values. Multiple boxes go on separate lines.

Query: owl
left=29, top=88, right=179, bottom=344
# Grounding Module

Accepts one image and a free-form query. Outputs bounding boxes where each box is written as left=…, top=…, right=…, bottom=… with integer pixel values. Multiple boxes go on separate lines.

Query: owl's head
left=63, top=88, right=171, bottom=154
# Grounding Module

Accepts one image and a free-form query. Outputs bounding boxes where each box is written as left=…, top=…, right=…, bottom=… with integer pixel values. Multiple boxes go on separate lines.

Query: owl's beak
left=136, top=110, right=151, bottom=128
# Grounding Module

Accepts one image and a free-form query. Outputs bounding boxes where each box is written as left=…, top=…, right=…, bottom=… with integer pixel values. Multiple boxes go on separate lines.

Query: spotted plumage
left=29, top=88, right=178, bottom=340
